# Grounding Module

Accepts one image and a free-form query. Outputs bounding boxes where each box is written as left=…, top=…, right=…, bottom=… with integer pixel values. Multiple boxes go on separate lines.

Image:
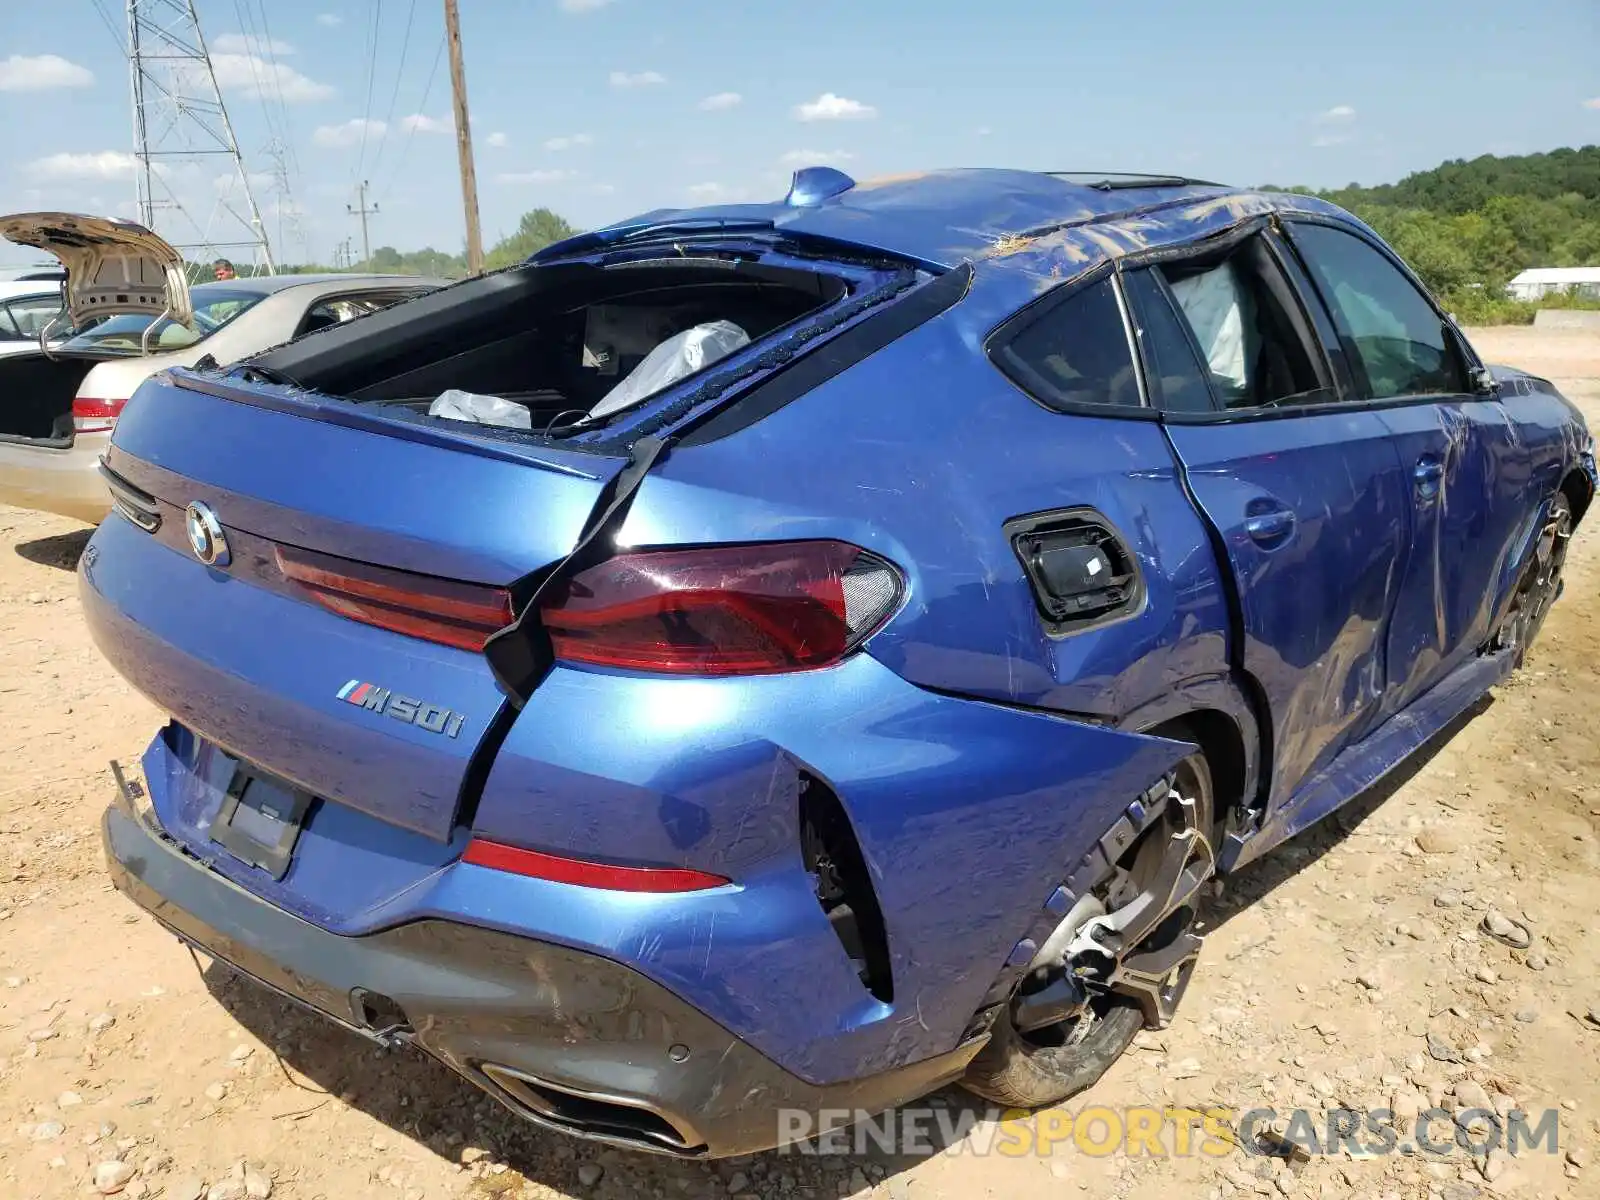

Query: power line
left=375, top=33, right=445, bottom=206
left=368, top=0, right=419, bottom=178
left=89, top=0, right=126, bottom=52
left=355, top=0, right=384, bottom=181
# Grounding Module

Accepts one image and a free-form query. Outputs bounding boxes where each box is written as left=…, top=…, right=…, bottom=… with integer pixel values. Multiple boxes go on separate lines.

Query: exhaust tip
left=478, top=1063, right=703, bottom=1156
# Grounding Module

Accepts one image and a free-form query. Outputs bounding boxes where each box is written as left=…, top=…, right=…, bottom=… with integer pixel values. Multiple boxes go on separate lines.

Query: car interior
left=1158, top=235, right=1327, bottom=410
left=252, top=258, right=852, bottom=433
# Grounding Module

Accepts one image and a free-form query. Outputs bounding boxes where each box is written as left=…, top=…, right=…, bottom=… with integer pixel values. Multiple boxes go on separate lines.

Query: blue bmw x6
left=83, top=168, right=1593, bottom=1157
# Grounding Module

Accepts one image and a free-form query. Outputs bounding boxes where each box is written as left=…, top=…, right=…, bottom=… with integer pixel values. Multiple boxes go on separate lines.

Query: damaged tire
left=961, top=746, right=1214, bottom=1109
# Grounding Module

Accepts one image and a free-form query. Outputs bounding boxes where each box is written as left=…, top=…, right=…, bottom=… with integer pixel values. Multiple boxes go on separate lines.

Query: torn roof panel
left=540, top=168, right=1237, bottom=269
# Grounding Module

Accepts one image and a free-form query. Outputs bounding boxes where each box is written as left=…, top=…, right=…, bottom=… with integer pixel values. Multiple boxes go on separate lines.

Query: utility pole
left=444, top=0, right=484, bottom=276
left=347, top=181, right=377, bottom=268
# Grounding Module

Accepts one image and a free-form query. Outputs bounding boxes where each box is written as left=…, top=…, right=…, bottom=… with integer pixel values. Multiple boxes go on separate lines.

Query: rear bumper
left=101, top=796, right=982, bottom=1158
left=0, top=434, right=110, bottom=523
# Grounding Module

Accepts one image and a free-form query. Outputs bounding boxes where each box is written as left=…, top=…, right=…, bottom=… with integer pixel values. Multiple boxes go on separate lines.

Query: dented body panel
left=86, top=168, right=1594, bottom=1156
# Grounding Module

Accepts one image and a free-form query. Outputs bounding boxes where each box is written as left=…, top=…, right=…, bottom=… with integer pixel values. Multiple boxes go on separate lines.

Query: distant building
left=1506, top=267, right=1600, bottom=301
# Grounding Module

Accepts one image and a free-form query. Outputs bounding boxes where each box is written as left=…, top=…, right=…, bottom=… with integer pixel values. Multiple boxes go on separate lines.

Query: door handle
left=1414, top=456, right=1444, bottom=499
left=1243, top=498, right=1295, bottom=549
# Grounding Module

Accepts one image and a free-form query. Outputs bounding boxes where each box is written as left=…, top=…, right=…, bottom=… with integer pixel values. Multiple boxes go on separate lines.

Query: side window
left=1122, top=270, right=1216, bottom=414
left=1289, top=222, right=1466, bottom=399
left=992, top=275, right=1142, bottom=411
left=8, top=295, right=67, bottom=338
left=296, top=290, right=425, bottom=338
left=0, top=306, right=20, bottom=339
left=1159, top=239, right=1325, bottom=410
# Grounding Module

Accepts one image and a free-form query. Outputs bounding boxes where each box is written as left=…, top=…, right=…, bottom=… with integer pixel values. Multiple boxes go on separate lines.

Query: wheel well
left=1144, top=710, right=1248, bottom=838
left=1561, top=467, right=1593, bottom=525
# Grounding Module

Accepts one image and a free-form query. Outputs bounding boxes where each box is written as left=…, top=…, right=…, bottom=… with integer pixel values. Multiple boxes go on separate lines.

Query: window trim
left=983, top=261, right=1160, bottom=421
left=1276, top=214, right=1476, bottom=405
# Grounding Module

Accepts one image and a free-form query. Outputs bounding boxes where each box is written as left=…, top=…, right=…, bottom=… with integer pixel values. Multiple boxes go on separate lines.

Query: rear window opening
left=249, top=252, right=857, bottom=436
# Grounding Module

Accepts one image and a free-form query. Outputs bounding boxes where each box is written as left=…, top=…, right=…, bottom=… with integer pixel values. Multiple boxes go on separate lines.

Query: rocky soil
left=1, top=327, right=1597, bottom=1200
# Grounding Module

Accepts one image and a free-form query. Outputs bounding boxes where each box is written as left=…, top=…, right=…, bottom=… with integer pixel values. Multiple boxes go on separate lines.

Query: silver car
left=0, top=212, right=441, bottom=522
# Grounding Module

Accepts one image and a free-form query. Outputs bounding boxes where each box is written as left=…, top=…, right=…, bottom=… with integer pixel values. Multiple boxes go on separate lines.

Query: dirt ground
left=2, top=326, right=1598, bottom=1200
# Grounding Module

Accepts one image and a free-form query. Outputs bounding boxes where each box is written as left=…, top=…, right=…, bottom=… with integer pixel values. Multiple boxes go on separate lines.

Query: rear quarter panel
left=621, top=267, right=1235, bottom=723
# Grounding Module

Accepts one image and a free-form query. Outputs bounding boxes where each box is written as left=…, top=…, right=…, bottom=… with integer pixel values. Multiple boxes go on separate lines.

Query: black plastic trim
left=101, top=801, right=984, bottom=1159
left=678, top=262, right=973, bottom=446
left=799, top=773, right=894, bottom=1004
left=1005, top=507, right=1146, bottom=637
left=99, top=459, right=161, bottom=533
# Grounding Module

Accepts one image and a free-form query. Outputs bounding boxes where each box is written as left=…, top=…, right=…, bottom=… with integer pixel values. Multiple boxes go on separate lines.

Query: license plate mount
left=210, top=768, right=312, bottom=880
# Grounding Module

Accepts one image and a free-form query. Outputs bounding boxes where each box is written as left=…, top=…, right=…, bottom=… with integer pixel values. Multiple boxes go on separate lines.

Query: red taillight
left=72, top=397, right=127, bottom=434
left=540, top=540, right=904, bottom=675
left=462, top=838, right=730, bottom=892
left=276, top=545, right=514, bottom=652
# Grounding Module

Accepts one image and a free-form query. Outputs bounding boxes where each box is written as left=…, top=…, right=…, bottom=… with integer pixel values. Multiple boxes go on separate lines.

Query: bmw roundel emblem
left=185, top=502, right=230, bottom=567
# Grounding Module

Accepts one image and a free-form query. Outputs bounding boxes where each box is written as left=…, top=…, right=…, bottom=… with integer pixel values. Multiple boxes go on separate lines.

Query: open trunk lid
left=84, top=371, right=626, bottom=842
left=0, top=211, right=193, bottom=331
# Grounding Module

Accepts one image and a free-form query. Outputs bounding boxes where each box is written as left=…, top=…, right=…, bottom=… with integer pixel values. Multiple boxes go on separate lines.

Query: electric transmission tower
left=264, top=138, right=307, bottom=264
left=126, top=0, right=276, bottom=273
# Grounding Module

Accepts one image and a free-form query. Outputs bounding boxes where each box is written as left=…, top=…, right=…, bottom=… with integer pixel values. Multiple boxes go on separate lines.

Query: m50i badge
left=338, top=680, right=467, bottom=738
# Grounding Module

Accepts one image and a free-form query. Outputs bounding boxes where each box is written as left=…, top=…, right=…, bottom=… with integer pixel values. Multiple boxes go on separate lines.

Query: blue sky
left=1, top=0, right=1596, bottom=268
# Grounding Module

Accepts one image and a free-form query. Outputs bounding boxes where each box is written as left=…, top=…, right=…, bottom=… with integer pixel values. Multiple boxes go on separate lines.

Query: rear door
left=1280, top=218, right=1531, bottom=715
left=1130, top=227, right=1412, bottom=808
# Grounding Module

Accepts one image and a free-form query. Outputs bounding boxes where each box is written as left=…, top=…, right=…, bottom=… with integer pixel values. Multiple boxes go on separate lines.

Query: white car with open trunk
left=0, top=212, right=440, bottom=522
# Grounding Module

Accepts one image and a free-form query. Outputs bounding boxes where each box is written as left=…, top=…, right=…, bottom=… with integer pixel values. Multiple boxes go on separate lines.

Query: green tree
left=484, top=208, right=580, bottom=271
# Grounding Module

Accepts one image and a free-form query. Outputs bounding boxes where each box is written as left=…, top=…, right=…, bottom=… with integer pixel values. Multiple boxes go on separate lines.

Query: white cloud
left=778, top=149, right=855, bottom=167
left=399, top=113, right=451, bottom=134
left=29, top=151, right=140, bottom=180
left=610, top=70, right=666, bottom=88
left=208, top=53, right=334, bottom=101
left=486, top=131, right=509, bottom=148
left=698, top=92, right=742, bottom=111
left=794, top=92, right=876, bottom=122
left=315, top=12, right=342, bottom=26
left=497, top=168, right=578, bottom=184
left=543, top=132, right=594, bottom=151
left=687, top=182, right=751, bottom=202
left=1585, top=97, right=1600, bottom=110
left=0, top=54, right=94, bottom=91
left=560, top=0, right=614, bottom=9
left=213, top=170, right=275, bottom=194
left=312, top=118, right=386, bottom=148
left=212, top=33, right=296, bottom=56
left=1312, top=133, right=1353, bottom=148
left=1316, top=104, right=1357, bottom=123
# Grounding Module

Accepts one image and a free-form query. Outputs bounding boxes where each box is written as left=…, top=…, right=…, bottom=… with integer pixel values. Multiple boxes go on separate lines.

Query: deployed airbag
left=1168, top=263, right=1257, bottom=404
left=587, top=320, right=749, bottom=421
left=427, top=388, right=533, bottom=429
